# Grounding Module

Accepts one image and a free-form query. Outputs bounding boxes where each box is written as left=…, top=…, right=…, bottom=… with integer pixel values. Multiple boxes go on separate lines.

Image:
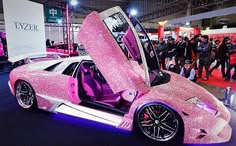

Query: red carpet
left=197, top=68, right=236, bottom=91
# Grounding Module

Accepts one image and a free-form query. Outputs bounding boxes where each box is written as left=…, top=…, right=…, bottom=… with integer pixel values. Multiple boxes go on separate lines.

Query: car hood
left=150, top=71, right=221, bottom=111
left=144, top=71, right=231, bottom=122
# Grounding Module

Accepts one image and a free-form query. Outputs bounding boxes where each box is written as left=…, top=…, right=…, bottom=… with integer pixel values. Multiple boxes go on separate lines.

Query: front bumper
left=184, top=124, right=232, bottom=144
left=183, top=112, right=232, bottom=144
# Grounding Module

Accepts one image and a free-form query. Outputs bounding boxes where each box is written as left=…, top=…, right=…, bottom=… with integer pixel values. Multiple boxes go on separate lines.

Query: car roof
left=49, top=55, right=92, bottom=74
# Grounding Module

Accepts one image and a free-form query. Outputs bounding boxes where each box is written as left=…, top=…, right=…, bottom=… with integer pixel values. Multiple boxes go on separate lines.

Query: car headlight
left=186, top=97, right=217, bottom=115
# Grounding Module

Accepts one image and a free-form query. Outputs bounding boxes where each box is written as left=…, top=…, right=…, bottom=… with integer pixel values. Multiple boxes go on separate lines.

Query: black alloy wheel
left=136, top=103, right=180, bottom=142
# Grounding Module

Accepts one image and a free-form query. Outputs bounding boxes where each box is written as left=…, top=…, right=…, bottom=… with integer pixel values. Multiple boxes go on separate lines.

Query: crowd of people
left=151, top=34, right=236, bottom=82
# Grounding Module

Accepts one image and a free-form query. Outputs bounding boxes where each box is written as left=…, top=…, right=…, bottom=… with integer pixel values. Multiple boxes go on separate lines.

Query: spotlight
left=70, top=0, right=78, bottom=6
left=130, top=9, right=137, bottom=16
left=57, top=19, right=63, bottom=24
left=186, top=21, right=190, bottom=26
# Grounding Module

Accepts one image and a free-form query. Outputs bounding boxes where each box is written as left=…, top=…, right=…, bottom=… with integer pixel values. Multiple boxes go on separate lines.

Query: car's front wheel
left=15, top=81, right=37, bottom=110
left=135, top=103, right=180, bottom=142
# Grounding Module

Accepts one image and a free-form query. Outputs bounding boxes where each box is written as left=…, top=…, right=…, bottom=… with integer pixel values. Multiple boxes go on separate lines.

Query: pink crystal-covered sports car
left=8, top=7, right=231, bottom=144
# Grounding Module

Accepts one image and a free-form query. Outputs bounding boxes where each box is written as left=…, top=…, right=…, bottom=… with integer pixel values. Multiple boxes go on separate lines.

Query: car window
left=44, top=62, right=62, bottom=72
left=103, top=12, right=160, bottom=86
left=62, top=62, right=79, bottom=76
left=103, top=12, right=132, bottom=60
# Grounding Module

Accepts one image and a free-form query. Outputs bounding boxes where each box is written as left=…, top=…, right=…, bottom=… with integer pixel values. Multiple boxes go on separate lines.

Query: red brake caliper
left=143, top=113, right=150, bottom=124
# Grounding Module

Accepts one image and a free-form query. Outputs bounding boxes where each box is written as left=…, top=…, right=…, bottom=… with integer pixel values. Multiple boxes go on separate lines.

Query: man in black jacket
left=192, top=34, right=202, bottom=69
left=157, top=37, right=168, bottom=70
left=209, top=39, right=228, bottom=78
left=185, top=38, right=195, bottom=61
left=175, top=36, right=186, bottom=69
left=167, top=38, right=176, bottom=60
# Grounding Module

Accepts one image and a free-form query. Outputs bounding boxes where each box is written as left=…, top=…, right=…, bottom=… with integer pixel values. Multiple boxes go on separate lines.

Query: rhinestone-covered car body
left=8, top=7, right=231, bottom=144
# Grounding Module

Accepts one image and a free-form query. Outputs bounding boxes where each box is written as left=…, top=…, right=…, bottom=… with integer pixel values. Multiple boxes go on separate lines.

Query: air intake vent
left=196, top=129, right=207, bottom=139
left=182, top=111, right=189, bottom=116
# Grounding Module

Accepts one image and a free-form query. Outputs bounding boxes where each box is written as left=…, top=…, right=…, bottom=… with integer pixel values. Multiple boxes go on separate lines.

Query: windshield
left=103, top=12, right=160, bottom=86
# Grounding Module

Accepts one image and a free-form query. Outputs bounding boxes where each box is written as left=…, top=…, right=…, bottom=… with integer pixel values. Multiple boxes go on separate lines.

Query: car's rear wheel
left=135, top=103, right=180, bottom=142
left=15, top=81, right=37, bottom=110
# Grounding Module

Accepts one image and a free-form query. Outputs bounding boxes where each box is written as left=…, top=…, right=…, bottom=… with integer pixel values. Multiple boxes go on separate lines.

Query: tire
left=15, top=81, right=37, bottom=110
left=135, top=102, right=180, bottom=142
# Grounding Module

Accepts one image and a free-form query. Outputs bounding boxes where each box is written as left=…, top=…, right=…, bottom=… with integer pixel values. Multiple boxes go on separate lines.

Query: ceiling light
left=130, top=9, right=137, bottom=16
left=70, top=0, right=78, bottom=6
left=57, top=19, right=62, bottom=24
left=185, top=21, right=190, bottom=26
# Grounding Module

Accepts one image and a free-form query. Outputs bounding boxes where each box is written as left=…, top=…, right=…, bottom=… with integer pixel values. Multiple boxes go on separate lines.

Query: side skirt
left=55, top=103, right=124, bottom=127
left=36, top=94, right=124, bottom=127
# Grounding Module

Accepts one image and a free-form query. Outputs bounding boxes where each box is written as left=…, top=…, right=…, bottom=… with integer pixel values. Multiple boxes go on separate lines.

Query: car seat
left=80, top=63, right=102, bottom=101
left=80, top=63, right=121, bottom=107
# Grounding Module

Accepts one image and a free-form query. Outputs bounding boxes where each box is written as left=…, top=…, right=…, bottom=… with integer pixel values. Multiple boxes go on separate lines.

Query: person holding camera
left=197, top=35, right=212, bottom=81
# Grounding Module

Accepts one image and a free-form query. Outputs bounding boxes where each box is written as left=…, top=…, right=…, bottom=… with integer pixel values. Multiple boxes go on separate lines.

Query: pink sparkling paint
left=8, top=8, right=232, bottom=144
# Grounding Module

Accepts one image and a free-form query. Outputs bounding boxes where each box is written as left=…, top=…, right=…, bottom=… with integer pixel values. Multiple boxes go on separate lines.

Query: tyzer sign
left=45, top=8, right=62, bottom=23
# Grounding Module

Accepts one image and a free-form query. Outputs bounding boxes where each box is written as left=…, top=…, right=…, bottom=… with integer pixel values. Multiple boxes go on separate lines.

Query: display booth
left=3, top=0, right=46, bottom=60
left=147, top=33, right=158, bottom=41
left=164, top=30, right=177, bottom=40
left=161, top=27, right=200, bottom=41
left=1, top=0, right=45, bottom=73
left=201, top=27, right=236, bottom=43
left=175, top=27, right=200, bottom=39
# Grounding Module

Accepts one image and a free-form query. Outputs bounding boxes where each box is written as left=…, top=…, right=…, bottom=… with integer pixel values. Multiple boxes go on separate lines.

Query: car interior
left=78, top=61, right=134, bottom=113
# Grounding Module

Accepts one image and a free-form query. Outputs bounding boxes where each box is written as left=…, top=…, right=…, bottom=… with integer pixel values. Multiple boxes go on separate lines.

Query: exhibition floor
left=0, top=72, right=235, bottom=146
